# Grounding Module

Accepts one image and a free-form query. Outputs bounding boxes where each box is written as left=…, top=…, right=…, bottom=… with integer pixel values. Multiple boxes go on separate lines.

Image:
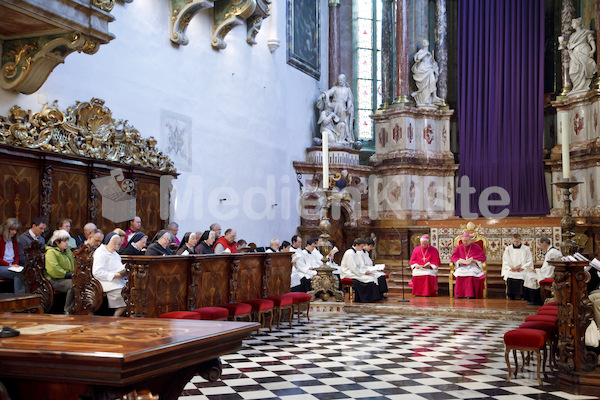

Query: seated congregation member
left=210, top=223, right=222, bottom=239
left=291, top=238, right=319, bottom=292
left=214, top=229, right=237, bottom=254
left=18, top=217, right=47, bottom=266
left=291, top=235, right=303, bottom=267
left=44, top=230, right=75, bottom=313
left=236, top=239, right=248, bottom=252
left=501, top=234, right=531, bottom=300
left=341, top=238, right=384, bottom=303
left=195, top=230, right=215, bottom=254
left=84, top=228, right=104, bottom=252
left=361, top=237, right=388, bottom=296
left=166, top=222, right=180, bottom=247
left=112, top=228, right=127, bottom=245
left=57, top=218, right=77, bottom=249
left=451, top=233, right=486, bottom=298
left=536, top=237, right=562, bottom=283
left=92, top=232, right=127, bottom=317
left=75, top=222, right=97, bottom=248
left=409, top=235, right=440, bottom=297
left=176, top=232, right=198, bottom=255
left=0, top=218, right=26, bottom=293
left=280, top=241, right=291, bottom=252
left=146, top=230, right=173, bottom=256
left=122, top=216, right=142, bottom=249
left=266, top=238, right=280, bottom=253
left=121, top=232, right=148, bottom=255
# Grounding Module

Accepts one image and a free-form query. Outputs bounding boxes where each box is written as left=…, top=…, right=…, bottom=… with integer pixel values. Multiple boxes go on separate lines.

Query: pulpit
left=550, top=260, right=600, bottom=395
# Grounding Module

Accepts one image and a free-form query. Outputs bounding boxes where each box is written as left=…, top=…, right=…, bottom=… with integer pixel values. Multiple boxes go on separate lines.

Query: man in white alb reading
left=501, top=234, right=532, bottom=300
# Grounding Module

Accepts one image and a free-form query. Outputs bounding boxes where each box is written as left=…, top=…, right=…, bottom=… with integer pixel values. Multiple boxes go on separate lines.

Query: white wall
left=0, top=0, right=330, bottom=246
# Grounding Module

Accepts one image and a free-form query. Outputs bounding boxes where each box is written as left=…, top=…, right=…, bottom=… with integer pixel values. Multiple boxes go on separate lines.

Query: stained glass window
left=355, top=0, right=382, bottom=141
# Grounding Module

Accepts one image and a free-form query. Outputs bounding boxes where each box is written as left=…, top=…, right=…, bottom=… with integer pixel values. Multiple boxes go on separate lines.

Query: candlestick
left=322, top=132, right=329, bottom=189
left=561, top=111, right=570, bottom=179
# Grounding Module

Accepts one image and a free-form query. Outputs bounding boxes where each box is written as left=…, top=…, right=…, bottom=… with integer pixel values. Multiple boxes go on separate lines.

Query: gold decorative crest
left=0, top=98, right=176, bottom=173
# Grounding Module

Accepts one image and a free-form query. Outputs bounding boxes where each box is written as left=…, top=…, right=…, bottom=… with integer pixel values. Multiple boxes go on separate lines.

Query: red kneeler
left=524, top=315, right=558, bottom=326
left=504, top=328, right=548, bottom=385
left=192, top=306, right=230, bottom=321
left=158, top=311, right=201, bottom=320
left=282, top=292, right=311, bottom=323
left=519, top=321, right=558, bottom=371
left=265, top=295, right=294, bottom=330
left=243, top=299, right=275, bottom=332
left=220, top=302, right=252, bottom=321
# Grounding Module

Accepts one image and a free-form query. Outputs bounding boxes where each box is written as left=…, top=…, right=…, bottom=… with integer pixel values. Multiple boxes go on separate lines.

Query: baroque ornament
left=574, top=113, right=584, bottom=135
left=379, top=128, right=388, bottom=147
left=0, top=98, right=176, bottom=173
left=392, top=124, right=401, bottom=143
left=423, top=124, right=434, bottom=144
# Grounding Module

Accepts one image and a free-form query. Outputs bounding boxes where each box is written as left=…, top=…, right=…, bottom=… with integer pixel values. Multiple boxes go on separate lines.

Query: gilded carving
left=1, top=33, right=103, bottom=94
left=92, top=0, right=115, bottom=12
left=0, top=99, right=176, bottom=172
left=170, top=0, right=215, bottom=45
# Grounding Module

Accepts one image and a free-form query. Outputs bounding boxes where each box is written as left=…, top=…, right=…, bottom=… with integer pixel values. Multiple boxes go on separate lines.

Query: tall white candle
left=322, top=133, right=329, bottom=189
left=561, top=111, right=570, bottom=179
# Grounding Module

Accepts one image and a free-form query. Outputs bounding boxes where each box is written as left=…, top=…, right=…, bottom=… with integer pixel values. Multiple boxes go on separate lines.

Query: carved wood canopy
left=0, top=98, right=176, bottom=173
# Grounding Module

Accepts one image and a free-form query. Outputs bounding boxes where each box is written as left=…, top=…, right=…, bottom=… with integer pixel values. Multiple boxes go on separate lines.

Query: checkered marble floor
left=179, top=314, right=599, bottom=400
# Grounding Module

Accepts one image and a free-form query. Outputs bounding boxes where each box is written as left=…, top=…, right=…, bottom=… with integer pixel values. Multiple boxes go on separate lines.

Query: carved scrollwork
left=230, top=257, right=240, bottom=303
left=89, top=173, right=100, bottom=223
left=1, top=32, right=103, bottom=94
left=188, top=261, right=202, bottom=310
left=41, top=165, right=53, bottom=220
left=22, top=241, right=54, bottom=313
left=92, top=0, right=115, bottom=12
left=573, top=269, right=599, bottom=371
left=554, top=268, right=575, bottom=372
left=169, top=0, right=215, bottom=45
left=129, top=264, right=149, bottom=317
left=263, top=254, right=271, bottom=298
left=72, top=244, right=104, bottom=315
left=0, top=99, right=176, bottom=172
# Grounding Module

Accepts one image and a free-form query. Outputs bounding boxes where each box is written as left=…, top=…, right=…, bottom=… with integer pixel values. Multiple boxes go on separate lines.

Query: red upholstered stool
left=265, top=295, right=294, bottom=330
left=242, top=299, right=275, bottom=332
left=536, top=308, right=558, bottom=316
left=504, top=328, right=548, bottom=385
left=283, top=292, right=312, bottom=323
left=539, top=304, right=557, bottom=311
left=158, top=311, right=202, bottom=320
left=519, top=321, right=558, bottom=371
left=340, top=278, right=354, bottom=303
left=192, top=306, right=230, bottom=321
left=220, top=302, right=252, bottom=321
left=524, top=315, right=558, bottom=325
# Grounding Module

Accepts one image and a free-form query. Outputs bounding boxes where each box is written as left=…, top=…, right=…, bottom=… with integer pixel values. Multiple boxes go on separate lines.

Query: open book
left=367, top=264, right=386, bottom=272
left=585, top=258, right=600, bottom=273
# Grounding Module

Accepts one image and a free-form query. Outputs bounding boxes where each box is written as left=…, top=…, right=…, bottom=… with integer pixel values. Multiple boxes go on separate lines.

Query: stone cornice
left=292, top=161, right=373, bottom=175
left=551, top=89, right=600, bottom=110
left=370, top=105, right=454, bottom=122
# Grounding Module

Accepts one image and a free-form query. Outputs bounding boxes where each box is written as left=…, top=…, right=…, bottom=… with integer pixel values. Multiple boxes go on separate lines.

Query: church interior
left=1, top=0, right=600, bottom=399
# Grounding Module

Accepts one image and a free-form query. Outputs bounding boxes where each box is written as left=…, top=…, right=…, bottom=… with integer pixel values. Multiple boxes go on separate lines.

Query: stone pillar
left=435, top=0, right=448, bottom=108
left=380, top=0, right=394, bottom=109
left=559, top=0, right=575, bottom=97
left=394, top=0, right=410, bottom=105
left=328, top=0, right=341, bottom=88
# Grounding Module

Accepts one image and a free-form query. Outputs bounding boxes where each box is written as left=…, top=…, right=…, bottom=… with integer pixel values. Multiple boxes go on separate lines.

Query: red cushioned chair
left=539, top=304, right=557, bottom=310
left=220, top=302, right=252, bottom=321
left=243, top=299, right=274, bottom=332
left=519, top=321, right=558, bottom=371
left=283, top=292, right=311, bottom=323
left=524, top=315, right=558, bottom=325
left=340, top=278, right=354, bottom=303
left=158, top=311, right=202, bottom=320
left=192, top=306, right=230, bottom=321
left=536, top=308, right=558, bottom=317
left=265, top=295, right=293, bottom=330
left=504, top=328, right=548, bottom=385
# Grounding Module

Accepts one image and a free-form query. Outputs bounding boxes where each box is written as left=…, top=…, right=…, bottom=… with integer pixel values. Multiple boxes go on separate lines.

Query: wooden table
left=0, top=293, right=42, bottom=314
left=0, top=314, right=258, bottom=400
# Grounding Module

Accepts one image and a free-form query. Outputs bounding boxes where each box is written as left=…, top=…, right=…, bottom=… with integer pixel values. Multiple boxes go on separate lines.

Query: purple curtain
left=457, top=0, right=549, bottom=216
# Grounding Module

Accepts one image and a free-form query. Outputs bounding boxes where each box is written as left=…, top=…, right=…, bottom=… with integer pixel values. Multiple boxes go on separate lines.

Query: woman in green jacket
left=45, top=229, right=75, bottom=314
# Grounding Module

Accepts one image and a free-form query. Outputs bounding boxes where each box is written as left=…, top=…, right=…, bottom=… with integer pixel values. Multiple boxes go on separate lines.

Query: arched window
left=354, top=0, right=382, bottom=141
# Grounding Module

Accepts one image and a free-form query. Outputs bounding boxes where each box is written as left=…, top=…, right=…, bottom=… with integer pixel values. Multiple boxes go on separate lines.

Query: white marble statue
left=559, top=17, right=597, bottom=97
left=411, top=39, right=442, bottom=107
left=317, top=74, right=354, bottom=145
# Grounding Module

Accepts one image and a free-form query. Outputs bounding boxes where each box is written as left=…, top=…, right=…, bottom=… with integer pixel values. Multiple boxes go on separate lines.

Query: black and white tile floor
left=180, top=314, right=599, bottom=400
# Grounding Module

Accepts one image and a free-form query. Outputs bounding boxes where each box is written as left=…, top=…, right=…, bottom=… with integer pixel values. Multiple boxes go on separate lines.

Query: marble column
left=380, top=0, right=394, bottom=109
left=394, top=0, right=410, bottom=105
left=559, top=0, right=575, bottom=97
left=434, top=0, right=448, bottom=108
left=328, top=0, right=341, bottom=89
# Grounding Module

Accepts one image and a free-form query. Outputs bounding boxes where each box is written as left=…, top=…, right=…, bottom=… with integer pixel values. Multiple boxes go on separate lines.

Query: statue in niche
left=317, top=73, right=355, bottom=146
left=411, top=39, right=442, bottom=107
left=560, top=17, right=597, bottom=96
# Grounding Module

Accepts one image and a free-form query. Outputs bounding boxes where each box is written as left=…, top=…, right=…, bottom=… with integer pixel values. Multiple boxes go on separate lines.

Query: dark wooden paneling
left=50, top=168, right=88, bottom=233
left=0, top=163, right=40, bottom=227
left=267, top=253, right=293, bottom=296
left=236, top=254, right=264, bottom=303
left=136, top=180, right=162, bottom=236
left=197, top=257, right=230, bottom=308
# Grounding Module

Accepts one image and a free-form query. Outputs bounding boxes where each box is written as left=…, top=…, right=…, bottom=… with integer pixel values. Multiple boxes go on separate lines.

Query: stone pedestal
left=369, top=106, right=457, bottom=221
left=547, top=91, right=600, bottom=217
